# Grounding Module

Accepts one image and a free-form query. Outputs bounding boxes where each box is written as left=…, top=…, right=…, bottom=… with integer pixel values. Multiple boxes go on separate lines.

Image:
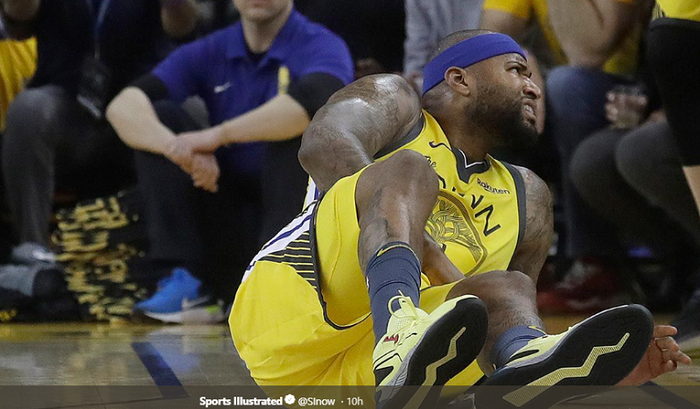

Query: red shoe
left=537, top=258, right=630, bottom=314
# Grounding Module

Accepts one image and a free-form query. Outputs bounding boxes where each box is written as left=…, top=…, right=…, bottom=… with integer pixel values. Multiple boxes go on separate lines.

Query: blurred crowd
left=0, top=0, right=699, bottom=342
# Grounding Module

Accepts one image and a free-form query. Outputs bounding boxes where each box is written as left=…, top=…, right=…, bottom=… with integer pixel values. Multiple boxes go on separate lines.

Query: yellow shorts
left=230, top=169, right=485, bottom=387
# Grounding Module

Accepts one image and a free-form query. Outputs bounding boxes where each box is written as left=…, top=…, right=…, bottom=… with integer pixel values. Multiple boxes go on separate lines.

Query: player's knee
left=508, top=269, right=536, bottom=292
left=616, top=131, right=652, bottom=187
left=483, top=269, right=536, bottom=298
left=383, top=150, right=438, bottom=198
left=570, top=134, right=615, bottom=199
left=452, top=270, right=535, bottom=303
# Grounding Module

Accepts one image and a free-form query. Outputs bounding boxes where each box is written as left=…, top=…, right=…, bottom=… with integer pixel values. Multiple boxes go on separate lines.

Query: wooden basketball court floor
left=3, top=315, right=700, bottom=408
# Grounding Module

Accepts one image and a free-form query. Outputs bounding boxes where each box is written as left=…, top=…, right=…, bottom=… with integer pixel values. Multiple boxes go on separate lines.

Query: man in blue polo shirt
left=106, top=0, right=353, bottom=324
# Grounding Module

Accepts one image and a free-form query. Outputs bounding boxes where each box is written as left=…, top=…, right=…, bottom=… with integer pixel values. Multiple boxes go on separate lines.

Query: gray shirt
left=404, top=0, right=485, bottom=75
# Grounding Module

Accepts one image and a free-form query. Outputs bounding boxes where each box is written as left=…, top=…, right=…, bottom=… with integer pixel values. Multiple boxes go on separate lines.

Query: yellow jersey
left=655, top=0, right=700, bottom=22
left=0, top=38, right=36, bottom=131
left=483, top=0, right=640, bottom=76
left=376, top=110, right=525, bottom=278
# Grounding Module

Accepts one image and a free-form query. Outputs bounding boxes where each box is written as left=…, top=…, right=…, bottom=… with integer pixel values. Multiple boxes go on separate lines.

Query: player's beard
left=468, top=82, right=539, bottom=150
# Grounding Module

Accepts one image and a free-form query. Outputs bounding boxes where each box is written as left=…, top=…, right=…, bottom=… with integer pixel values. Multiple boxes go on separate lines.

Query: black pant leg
left=136, top=101, right=264, bottom=302
left=134, top=101, right=204, bottom=268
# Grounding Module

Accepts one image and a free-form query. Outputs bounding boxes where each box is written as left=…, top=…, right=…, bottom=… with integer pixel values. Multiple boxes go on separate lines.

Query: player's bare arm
left=508, top=166, right=553, bottom=284
left=299, top=74, right=422, bottom=192
left=421, top=233, right=465, bottom=285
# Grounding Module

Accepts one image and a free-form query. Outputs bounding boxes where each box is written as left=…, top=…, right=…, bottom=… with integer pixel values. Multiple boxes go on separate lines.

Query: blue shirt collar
left=226, top=9, right=302, bottom=64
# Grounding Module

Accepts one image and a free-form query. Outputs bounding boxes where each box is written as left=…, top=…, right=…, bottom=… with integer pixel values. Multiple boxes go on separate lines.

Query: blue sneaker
left=133, top=268, right=225, bottom=324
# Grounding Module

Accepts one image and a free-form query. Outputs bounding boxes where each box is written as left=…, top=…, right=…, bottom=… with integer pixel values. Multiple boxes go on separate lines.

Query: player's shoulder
left=509, top=165, right=551, bottom=211
left=333, top=74, right=420, bottom=104
left=510, top=164, right=548, bottom=192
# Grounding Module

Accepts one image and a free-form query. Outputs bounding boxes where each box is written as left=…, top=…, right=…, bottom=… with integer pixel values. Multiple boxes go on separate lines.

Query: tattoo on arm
left=508, top=166, right=553, bottom=284
left=298, top=74, right=421, bottom=192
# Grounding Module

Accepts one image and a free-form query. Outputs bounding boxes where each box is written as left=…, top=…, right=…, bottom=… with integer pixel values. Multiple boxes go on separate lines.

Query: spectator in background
left=107, top=0, right=353, bottom=324
left=541, top=0, right=654, bottom=313
left=482, top=0, right=650, bottom=313
left=0, top=0, right=198, bottom=267
left=571, top=84, right=700, bottom=315
left=0, top=19, right=63, bottom=314
left=647, top=0, right=700, bottom=342
left=403, top=0, right=484, bottom=91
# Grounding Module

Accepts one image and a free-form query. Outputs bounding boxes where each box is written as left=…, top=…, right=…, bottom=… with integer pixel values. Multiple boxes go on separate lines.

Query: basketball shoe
left=373, top=293, right=488, bottom=409
left=133, top=268, right=224, bottom=324
left=476, top=304, right=653, bottom=409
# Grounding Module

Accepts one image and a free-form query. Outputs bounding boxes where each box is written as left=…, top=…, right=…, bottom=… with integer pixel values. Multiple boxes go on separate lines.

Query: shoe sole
left=377, top=295, right=488, bottom=409
left=476, top=304, right=653, bottom=409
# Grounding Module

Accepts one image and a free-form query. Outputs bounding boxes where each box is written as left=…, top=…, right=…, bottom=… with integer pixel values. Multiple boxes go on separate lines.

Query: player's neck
left=241, top=5, right=293, bottom=54
left=449, top=136, right=489, bottom=163
left=439, top=119, right=490, bottom=163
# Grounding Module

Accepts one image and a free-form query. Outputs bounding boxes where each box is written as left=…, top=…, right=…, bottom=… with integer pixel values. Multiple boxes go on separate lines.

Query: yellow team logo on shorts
left=426, top=193, right=488, bottom=275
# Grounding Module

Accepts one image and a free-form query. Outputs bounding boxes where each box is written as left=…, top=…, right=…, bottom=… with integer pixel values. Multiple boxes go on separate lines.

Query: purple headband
left=422, top=33, right=526, bottom=95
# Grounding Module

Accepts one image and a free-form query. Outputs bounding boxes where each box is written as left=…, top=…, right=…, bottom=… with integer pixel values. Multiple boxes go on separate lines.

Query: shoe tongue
left=394, top=303, right=429, bottom=321
left=387, top=315, right=416, bottom=334
left=388, top=306, right=429, bottom=333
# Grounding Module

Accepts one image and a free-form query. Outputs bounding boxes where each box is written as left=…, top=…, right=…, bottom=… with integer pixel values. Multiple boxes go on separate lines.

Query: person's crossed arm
left=107, top=81, right=319, bottom=193
left=107, top=30, right=348, bottom=193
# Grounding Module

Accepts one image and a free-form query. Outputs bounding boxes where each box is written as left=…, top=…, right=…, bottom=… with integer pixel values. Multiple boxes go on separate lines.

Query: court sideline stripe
left=131, top=342, right=188, bottom=399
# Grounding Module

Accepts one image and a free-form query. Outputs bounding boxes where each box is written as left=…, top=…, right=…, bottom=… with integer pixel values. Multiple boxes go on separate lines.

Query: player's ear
left=444, top=67, right=472, bottom=97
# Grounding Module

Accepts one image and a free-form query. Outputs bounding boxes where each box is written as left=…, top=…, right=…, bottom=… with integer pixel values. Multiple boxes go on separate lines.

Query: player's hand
left=617, top=325, right=691, bottom=386
left=177, top=127, right=225, bottom=155
left=190, top=153, right=220, bottom=193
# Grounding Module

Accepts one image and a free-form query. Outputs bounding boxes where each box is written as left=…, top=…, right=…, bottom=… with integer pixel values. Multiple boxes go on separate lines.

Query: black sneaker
left=476, top=305, right=653, bottom=409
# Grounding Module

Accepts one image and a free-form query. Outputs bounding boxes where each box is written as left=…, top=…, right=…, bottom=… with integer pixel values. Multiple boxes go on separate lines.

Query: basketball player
left=229, top=30, right=689, bottom=409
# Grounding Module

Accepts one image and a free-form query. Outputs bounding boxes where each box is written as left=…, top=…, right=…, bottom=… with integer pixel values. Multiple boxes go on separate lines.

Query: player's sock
left=366, top=241, right=421, bottom=345
left=491, top=325, right=546, bottom=368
